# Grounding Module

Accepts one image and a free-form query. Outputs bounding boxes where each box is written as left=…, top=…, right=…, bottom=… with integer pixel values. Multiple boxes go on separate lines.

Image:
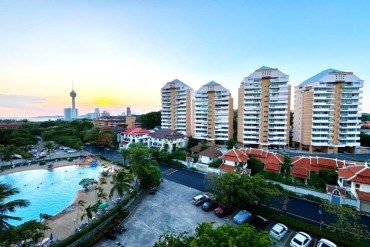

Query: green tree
left=154, top=222, right=272, bottom=247
left=81, top=204, right=98, bottom=222
left=216, top=173, right=282, bottom=208
left=247, top=156, right=264, bottom=175
left=2, top=144, right=19, bottom=166
left=281, top=155, right=291, bottom=177
left=79, top=178, right=98, bottom=191
left=360, top=134, right=370, bottom=147
left=120, top=148, right=130, bottom=165
left=138, top=111, right=161, bottom=129
left=225, top=139, right=237, bottom=150
left=2, top=220, right=49, bottom=246
left=126, top=143, right=162, bottom=189
left=322, top=203, right=369, bottom=241
left=361, top=113, right=370, bottom=122
left=109, top=169, right=133, bottom=201
left=76, top=200, right=85, bottom=226
left=187, top=137, right=199, bottom=149
left=0, top=182, right=30, bottom=231
left=44, top=141, right=55, bottom=160
left=233, top=109, right=237, bottom=139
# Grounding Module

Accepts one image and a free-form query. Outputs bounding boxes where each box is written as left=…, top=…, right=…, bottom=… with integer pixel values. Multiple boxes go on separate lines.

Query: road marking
left=282, top=199, right=288, bottom=211
left=313, top=239, right=317, bottom=247
left=283, top=231, right=293, bottom=246
left=162, top=168, right=178, bottom=175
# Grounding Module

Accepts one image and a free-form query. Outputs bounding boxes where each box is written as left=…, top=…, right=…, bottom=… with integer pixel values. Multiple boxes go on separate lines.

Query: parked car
left=233, top=210, right=252, bottom=224
left=105, top=232, right=117, bottom=240
left=66, top=149, right=77, bottom=153
left=202, top=200, right=219, bottom=212
left=317, top=238, right=337, bottom=247
left=192, top=194, right=210, bottom=206
left=214, top=205, right=234, bottom=217
left=12, top=154, right=22, bottom=159
left=290, top=232, right=312, bottom=247
left=269, top=223, right=288, bottom=240
left=248, top=215, right=270, bottom=230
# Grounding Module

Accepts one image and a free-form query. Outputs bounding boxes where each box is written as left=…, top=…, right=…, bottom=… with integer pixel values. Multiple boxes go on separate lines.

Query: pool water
left=0, top=165, right=102, bottom=225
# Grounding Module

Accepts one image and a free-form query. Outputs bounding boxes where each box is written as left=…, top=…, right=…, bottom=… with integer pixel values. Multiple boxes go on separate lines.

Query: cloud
left=0, top=94, right=47, bottom=109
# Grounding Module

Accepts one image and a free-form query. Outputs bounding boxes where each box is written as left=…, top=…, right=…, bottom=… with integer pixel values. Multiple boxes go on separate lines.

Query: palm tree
left=109, top=169, right=133, bottom=202
left=0, top=182, right=30, bottom=231
left=95, top=186, right=108, bottom=204
left=81, top=204, right=97, bottom=223
left=2, top=144, right=18, bottom=166
left=76, top=200, right=85, bottom=226
left=120, top=149, right=130, bottom=165
left=44, top=141, right=55, bottom=160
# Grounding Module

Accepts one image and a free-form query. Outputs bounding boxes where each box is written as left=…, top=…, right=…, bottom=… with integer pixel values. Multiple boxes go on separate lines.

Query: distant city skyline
left=1, top=1, right=370, bottom=117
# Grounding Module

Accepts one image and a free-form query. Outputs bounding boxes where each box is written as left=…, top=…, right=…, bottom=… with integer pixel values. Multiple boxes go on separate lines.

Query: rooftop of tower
left=301, top=68, right=344, bottom=86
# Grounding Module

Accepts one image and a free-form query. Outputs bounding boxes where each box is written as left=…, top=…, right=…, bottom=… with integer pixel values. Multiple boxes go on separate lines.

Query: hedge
left=245, top=205, right=368, bottom=247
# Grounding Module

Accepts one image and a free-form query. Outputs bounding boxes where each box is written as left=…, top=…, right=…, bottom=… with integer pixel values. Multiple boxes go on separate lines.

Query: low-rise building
left=118, top=127, right=151, bottom=149
left=147, top=129, right=187, bottom=153
left=338, top=164, right=370, bottom=212
left=219, top=148, right=249, bottom=173
left=198, top=146, right=222, bottom=164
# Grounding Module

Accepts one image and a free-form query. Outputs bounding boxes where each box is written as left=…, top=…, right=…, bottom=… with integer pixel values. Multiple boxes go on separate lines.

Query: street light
left=73, top=219, right=76, bottom=231
left=319, top=210, right=322, bottom=231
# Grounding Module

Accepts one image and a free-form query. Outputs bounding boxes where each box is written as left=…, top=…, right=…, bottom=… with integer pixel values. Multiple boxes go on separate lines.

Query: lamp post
left=319, top=210, right=322, bottom=231
left=73, top=219, right=76, bottom=231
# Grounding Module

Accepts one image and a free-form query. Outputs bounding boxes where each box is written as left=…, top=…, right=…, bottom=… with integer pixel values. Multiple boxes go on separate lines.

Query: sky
left=1, top=0, right=370, bottom=117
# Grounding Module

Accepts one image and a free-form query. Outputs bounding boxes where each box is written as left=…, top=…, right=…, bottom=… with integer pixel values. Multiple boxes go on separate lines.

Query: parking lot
left=96, top=179, right=323, bottom=247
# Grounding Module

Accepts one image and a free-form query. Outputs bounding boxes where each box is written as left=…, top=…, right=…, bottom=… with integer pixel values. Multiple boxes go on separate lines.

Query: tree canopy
left=0, top=182, right=30, bottom=232
left=138, top=111, right=161, bottom=129
left=212, top=173, right=283, bottom=208
left=154, top=222, right=272, bottom=247
left=125, top=143, right=162, bottom=189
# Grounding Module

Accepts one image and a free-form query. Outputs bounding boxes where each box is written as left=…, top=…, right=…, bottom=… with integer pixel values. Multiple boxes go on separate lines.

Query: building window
left=355, top=183, right=360, bottom=189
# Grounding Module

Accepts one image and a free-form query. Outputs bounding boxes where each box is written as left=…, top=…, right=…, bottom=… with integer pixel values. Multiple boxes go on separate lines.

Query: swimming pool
left=0, top=165, right=102, bottom=226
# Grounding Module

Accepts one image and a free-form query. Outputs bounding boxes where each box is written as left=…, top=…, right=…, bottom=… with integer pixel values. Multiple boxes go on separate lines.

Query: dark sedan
left=214, top=205, right=234, bottom=217
left=248, top=215, right=270, bottom=230
left=202, top=200, right=219, bottom=211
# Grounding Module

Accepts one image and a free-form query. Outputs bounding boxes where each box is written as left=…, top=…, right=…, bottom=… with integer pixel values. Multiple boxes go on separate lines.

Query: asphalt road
left=85, top=145, right=370, bottom=232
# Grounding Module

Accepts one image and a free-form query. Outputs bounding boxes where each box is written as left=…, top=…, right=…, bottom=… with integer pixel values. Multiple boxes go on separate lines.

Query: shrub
left=208, top=159, right=222, bottom=168
left=67, top=157, right=74, bottom=162
left=39, top=160, right=46, bottom=166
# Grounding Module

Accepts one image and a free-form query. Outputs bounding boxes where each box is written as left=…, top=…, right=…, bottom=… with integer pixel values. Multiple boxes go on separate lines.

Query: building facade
left=161, top=79, right=194, bottom=136
left=194, top=81, right=233, bottom=144
left=237, top=66, right=291, bottom=149
left=293, top=69, right=363, bottom=153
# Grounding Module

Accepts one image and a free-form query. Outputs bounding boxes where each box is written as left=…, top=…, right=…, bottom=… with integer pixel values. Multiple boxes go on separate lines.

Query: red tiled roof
left=221, top=148, right=248, bottom=163
left=265, top=163, right=280, bottom=173
left=326, top=185, right=346, bottom=196
left=291, top=156, right=343, bottom=173
left=356, top=190, right=370, bottom=202
left=219, top=163, right=236, bottom=172
left=199, top=147, right=222, bottom=158
left=338, top=165, right=370, bottom=185
left=120, top=141, right=129, bottom=145
left=291, top=166, right=309, bottom=179
left=121, top=127, right=151, bottom=136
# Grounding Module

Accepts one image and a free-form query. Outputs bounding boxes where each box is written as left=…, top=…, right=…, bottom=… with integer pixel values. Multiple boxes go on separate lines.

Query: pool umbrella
left=98, top=202, right=108, bottom=209
left=50, top=233, right=53, bottom=241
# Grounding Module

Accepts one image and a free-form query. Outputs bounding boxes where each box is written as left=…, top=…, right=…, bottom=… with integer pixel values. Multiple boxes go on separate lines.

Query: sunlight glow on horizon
left=1, top=1, right=370, bottom=118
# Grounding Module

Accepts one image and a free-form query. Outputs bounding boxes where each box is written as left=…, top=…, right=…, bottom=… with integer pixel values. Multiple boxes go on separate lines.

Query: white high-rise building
left=293, top=68, right=363, bottom=154
left=194, top=81, right=233, bottom=143
left=238, top=66, right=291, bottom=149
left=161, top=79, right=194, bottom=136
